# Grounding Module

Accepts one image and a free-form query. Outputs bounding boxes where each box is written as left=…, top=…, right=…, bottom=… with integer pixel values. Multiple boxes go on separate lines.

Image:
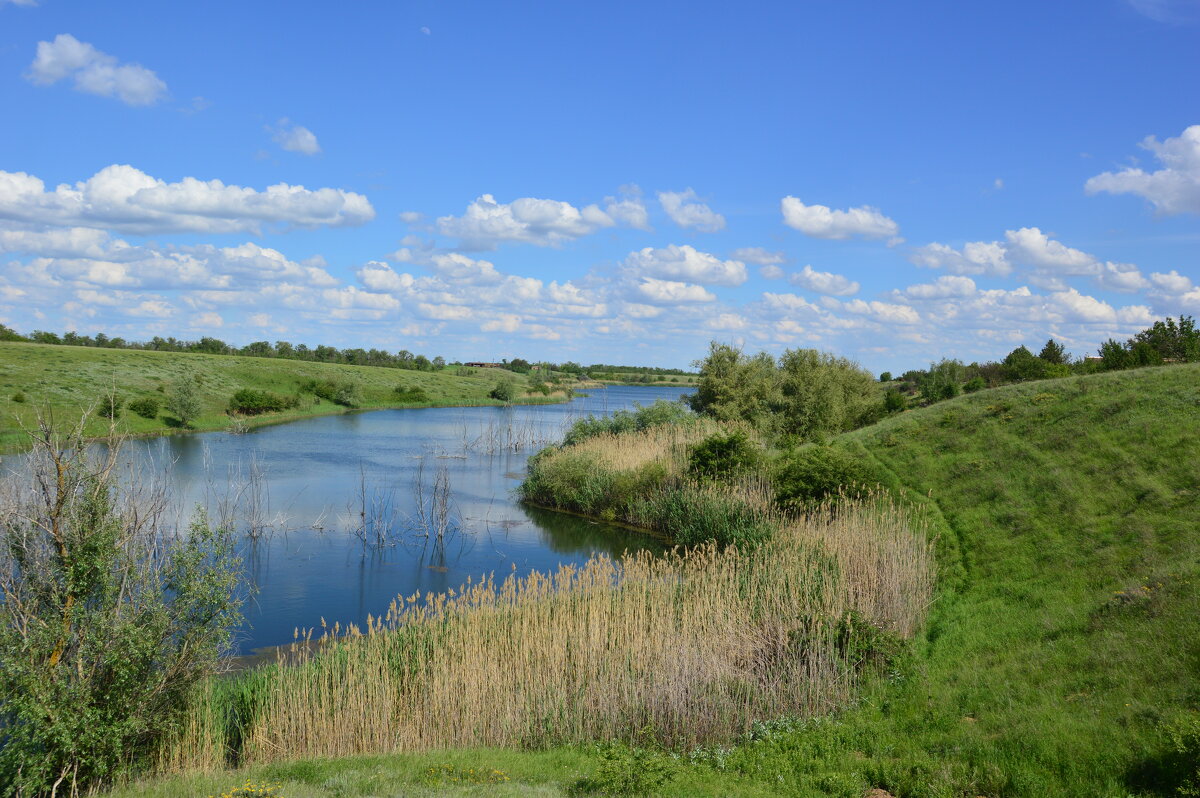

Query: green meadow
left=0, top=342, right=556, bottom=451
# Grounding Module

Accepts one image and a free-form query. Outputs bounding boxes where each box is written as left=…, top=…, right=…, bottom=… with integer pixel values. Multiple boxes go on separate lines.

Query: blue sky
left=0, top=0, right=1197, bottom=372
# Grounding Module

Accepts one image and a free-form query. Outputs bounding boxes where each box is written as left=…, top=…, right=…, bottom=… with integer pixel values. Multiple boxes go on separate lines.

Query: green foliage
left=878, top=371, right=892, bottom=382
left=835, top=610, right=906, bottom=673
left=563, top=400, right=693, bottom=446
left=1002, top=346, right=1051, bottom=381
left=629, top=485, right=773, bottom=547
left=963, top=376, right=986, bottom=393
left=687, top=431, right=761, bottom=481
left=773, top=445, right=875, bottom=510
left=10, top=391, right=26, bottom=403
left=127, top=396, right=160, bottom=419
left=569, top=742, right=679, bottom=796
left=1163, top=712, right=1200, bottom=796
left=1038, top=338, right=1068, bottom=365
left=883, top=388, right=907, bottom=413
left=489, top=379, right=516, bottom=402
left=167, top=375, right=202, bottom=428
left=391, top=384, right=430, bottom=403
left=919, top=359, right=965, bottom=403
left=95, top=392, right=124, bottom=419
left=300, top=379, right=361, bottom=408
left=0, top=421, right=242, bottom=795
left=228, top=388, right=298, bottom=415
left=1131, top=315, right=1200, bottom=362
left=687, top=343, right=781, bottom=430
left=689, top=342, right=879, bottom=442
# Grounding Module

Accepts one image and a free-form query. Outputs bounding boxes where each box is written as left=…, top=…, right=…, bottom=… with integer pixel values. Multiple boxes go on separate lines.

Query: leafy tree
left=775, top=348, right=878, bottom=441
left=489, top=380, right=516, bottom=402
left=1002, top=346, right=1051, bottom=382
left=1099, top=339, right=1131, bottom=371
left=167, top=375, right=202, bottom=427
left=1130, top=315, right=1200, bottom=362
left=688, top=343, right=781, bottom=431
left=1038, top=339, right=1068, bottom=365
left=0, top=323, right=26, bottom=342
left=878, top=371, right=892, bottom=382
left=919, top=359, right=966, bottom=403
left=0, top=418, right=242, bottom=794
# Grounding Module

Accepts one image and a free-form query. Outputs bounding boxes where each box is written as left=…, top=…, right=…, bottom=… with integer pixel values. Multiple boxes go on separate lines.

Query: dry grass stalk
left=163, top=497, right=933, bottom=769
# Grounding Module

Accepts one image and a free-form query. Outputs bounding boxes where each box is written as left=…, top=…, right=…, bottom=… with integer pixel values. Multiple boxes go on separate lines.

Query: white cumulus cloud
left=909, top=240, right=1012, bottom=276
left=1085, top=125, right=1200, bottom=215
left=0, top=165, right=374, bottom=235
left=657, top=188, right=725, bottom=232
left=27, top=34, right=167, bottom=106
left=635, top=278, right=716, bottom=304
left=272, top=120, right=321, bottom=156
left=437, top=194, right=618, bottom=249
left=1150, top=269, right=1194, bottom=292
left=781, top=196, right=899, bottom=241
left=730, top=247, right=785, bottom=266
left=900, top=275, right=978, bottom=300
left=623, top=244, right=746, bottom=286
left=1004, top=227, right=1097, bottom=273
left=788, top=265, right=860, bottom=296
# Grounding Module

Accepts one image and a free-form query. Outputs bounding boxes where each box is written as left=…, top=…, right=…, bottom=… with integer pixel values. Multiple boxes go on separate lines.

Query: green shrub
left=227, top=389, right=297, bottom=415
left=95, top=393, right=123, bottom=419
left=883, top=388, right=907, bottom=413
left=774, top=445, right=875, bottom=510
left=630, top=486, right=773, bottom=547
left=489, top=380, right=516, bottom=402
left=963, top=376, right=986, bottom=393
left=127, top=396, right=160, bottom=419
left=10, top=391, right=25, bottom=403
left=563, top=400, right=692, bottom=446
left=0, top=422, right=242, bottom=795
left=300, top=379, right=361, bottom=407
left=392, top=384, right=430, bottom=403
left=688, top=430, right=761, bottom=480
left=1163, top=711, right=1200, bottom=796
left=569, top=742, right=679, bottom=796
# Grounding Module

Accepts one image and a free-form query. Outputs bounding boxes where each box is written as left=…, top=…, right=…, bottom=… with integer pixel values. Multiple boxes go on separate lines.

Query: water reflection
left=107, top=385, right=692, bottom=654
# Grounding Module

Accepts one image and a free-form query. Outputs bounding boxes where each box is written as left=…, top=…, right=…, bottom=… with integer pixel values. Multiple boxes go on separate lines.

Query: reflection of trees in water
left=521, top=504, right=665, bottom=558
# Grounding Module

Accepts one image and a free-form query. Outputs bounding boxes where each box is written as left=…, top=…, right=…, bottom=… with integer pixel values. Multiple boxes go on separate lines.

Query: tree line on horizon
left=0, top=325, right=698, bottom=379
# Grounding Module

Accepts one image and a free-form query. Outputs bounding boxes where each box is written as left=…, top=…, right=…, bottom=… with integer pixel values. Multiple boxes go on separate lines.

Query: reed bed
left=521, top=420, right=775, bottom=546
left=160, top=497, right=932, bottom=770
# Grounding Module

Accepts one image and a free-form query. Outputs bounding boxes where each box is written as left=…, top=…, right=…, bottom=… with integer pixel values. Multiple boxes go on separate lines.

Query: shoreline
left=0, top=392, right=579, bottom=456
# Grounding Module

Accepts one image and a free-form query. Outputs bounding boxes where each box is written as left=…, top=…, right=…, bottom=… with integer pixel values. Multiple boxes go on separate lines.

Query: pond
left=113, top=385, right=693, bottom=655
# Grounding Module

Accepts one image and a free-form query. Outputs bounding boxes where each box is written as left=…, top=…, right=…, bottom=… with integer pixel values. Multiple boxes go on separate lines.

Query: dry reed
left=161, top=497, right=932, bottom=770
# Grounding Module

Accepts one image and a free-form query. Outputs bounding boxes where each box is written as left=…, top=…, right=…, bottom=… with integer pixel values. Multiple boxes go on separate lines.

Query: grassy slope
left=113, top=364, right=1200, bottom=797
left=0, top=343, right=553, bottom=450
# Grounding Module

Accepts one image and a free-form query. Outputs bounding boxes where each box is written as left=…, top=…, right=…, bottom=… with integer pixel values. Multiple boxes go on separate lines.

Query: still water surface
left=117, top=385, right=692, bottom=654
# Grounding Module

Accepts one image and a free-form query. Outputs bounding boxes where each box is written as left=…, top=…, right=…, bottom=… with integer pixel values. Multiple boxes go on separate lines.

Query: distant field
left=0, top=343, right=556, bottom=451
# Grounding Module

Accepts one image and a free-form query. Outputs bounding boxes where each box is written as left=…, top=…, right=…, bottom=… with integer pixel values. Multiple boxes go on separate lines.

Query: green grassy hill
left=106, top=363, right=1200, bottom=797
left=0, top=343, right=553, bottom=451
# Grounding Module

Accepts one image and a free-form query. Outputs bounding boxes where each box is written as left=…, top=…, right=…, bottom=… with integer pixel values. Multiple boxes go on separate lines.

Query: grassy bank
left=0, top=343, right=560, bottom=450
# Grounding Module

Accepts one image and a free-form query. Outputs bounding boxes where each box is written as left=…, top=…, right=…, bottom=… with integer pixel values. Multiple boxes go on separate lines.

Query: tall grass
left=521, top=421, right=778, bottom=546
left=159, top=497, right=932, bottom=771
